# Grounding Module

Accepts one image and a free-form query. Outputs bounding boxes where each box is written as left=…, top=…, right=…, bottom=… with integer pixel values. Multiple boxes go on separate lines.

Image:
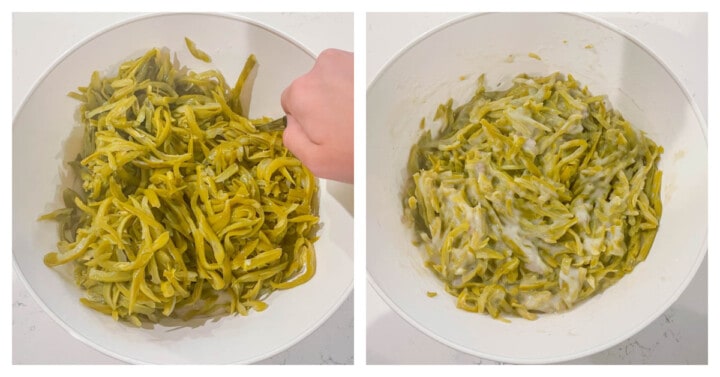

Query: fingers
left=280, top=82, right=295, bottom=115
left=279, top=49, right=355, bottom=183
left=281, top=76, right=312, bottom=134
left=280, top=75, right=323, bottom=144
left=281, top=70, right=313, bottom=118
left=283, top=114, right=322, bottom=174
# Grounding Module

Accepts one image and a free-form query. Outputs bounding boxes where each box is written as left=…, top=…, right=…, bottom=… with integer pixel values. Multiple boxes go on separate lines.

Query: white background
left=12, top=12, right=354, bottom=365
left=366, top=12, right=707, bottom=364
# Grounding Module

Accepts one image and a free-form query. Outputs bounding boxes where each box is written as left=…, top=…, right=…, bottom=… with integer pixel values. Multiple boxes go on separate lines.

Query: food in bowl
left=404, top=72, right=663, bottom=321
left=40, top=41, right=319, bottom=326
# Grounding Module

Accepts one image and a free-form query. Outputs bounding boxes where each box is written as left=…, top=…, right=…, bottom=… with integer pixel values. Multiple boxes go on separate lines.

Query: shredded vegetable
left=184, top=37, right=212, bottom=63
left=404, top=73, right=662, bottom=321
left=41, top=41, right=318, bottom=326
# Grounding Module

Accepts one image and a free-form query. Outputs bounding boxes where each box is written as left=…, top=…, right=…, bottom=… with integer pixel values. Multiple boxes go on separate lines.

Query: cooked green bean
left=185, top=37, right=212, bottom=63
left=404, top=73, right=662, bottom=321
left=41, top=44, right=318, bottom=325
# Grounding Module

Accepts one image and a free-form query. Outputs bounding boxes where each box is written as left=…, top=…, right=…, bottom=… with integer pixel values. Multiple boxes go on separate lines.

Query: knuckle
left=285, top=80, right=301, bottom=100
left=282, top=126, right=299, bottom=149
left=282, top=79, right=310, bottom=114
left=318, top=48, right=339, bottom=60
left=290, top=75, right=312, bottom=98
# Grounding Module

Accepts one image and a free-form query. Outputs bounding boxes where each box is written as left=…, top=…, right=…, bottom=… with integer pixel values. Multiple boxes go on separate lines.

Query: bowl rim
left=366, top=11, right=708, bottom=364
left=13, top=12, right=354, bottom=365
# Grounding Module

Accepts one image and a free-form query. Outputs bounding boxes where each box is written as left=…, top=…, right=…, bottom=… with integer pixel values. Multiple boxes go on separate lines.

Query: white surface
left=12, top=12, right=354, bottom=365
left=366, top=12, right=707, bottom=364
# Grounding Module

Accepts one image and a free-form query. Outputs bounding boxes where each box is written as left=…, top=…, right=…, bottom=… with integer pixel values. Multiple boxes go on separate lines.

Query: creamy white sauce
left=522, top=138, right=538, bottom=155
left=573, top=199, right=591, bottom=226
left=502, top=220, right=548, bottom=274
left=519, top=291, right=563, bottom=313
left=559, top=266, right=583, bottom=305
left=583, top=236, right=603, bottom=256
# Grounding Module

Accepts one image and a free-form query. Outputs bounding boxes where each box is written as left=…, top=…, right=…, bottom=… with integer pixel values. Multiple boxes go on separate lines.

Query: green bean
left=404, top=73, right=663, bottom=321
left=184, top=37, right=212, bottom=63
left=41, top=43, right=318, bottom=326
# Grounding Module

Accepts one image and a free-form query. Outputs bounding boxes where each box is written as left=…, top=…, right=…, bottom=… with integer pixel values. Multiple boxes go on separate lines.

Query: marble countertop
left=366, top=12, right=707, bottom=365
left=12, top=12, right=354, bottom=365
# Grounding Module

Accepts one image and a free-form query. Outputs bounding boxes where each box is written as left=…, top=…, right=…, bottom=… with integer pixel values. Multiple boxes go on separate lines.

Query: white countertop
left=12, top=12, right=354, bottom=365
left=366, top=12, right=707, bottom=365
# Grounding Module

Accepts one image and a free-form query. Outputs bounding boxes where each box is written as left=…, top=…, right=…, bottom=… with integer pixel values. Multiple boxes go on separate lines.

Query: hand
left=281, top=49, right=354, bottom=183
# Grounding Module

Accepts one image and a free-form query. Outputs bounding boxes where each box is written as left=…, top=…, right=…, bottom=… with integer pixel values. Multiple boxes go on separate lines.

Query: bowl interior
left=13, top=13, right=353, bottom=364
left=367, top=12, right=707, bottom=364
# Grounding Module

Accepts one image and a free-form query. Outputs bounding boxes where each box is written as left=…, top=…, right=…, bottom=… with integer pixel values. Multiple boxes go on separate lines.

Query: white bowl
left=367, top=13, right=707, bottom=364
left=13, top=13, right=353, bottom=364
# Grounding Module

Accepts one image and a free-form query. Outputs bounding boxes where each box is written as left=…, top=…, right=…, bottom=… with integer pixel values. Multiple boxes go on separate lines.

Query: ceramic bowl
left=13, top=13, right=353, bottom=364
left=367, top=13, right=707, bottom=364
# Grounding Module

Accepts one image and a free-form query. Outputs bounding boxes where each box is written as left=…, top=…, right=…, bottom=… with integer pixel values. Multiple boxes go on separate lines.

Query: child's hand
left=281, top=49, right=354, bottom=183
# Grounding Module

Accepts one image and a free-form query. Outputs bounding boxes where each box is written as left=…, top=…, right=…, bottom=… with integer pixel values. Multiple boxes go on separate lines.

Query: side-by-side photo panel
left=13, top=12, right=354, bottom=365
left=366, top=12, right=707, bottom=365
